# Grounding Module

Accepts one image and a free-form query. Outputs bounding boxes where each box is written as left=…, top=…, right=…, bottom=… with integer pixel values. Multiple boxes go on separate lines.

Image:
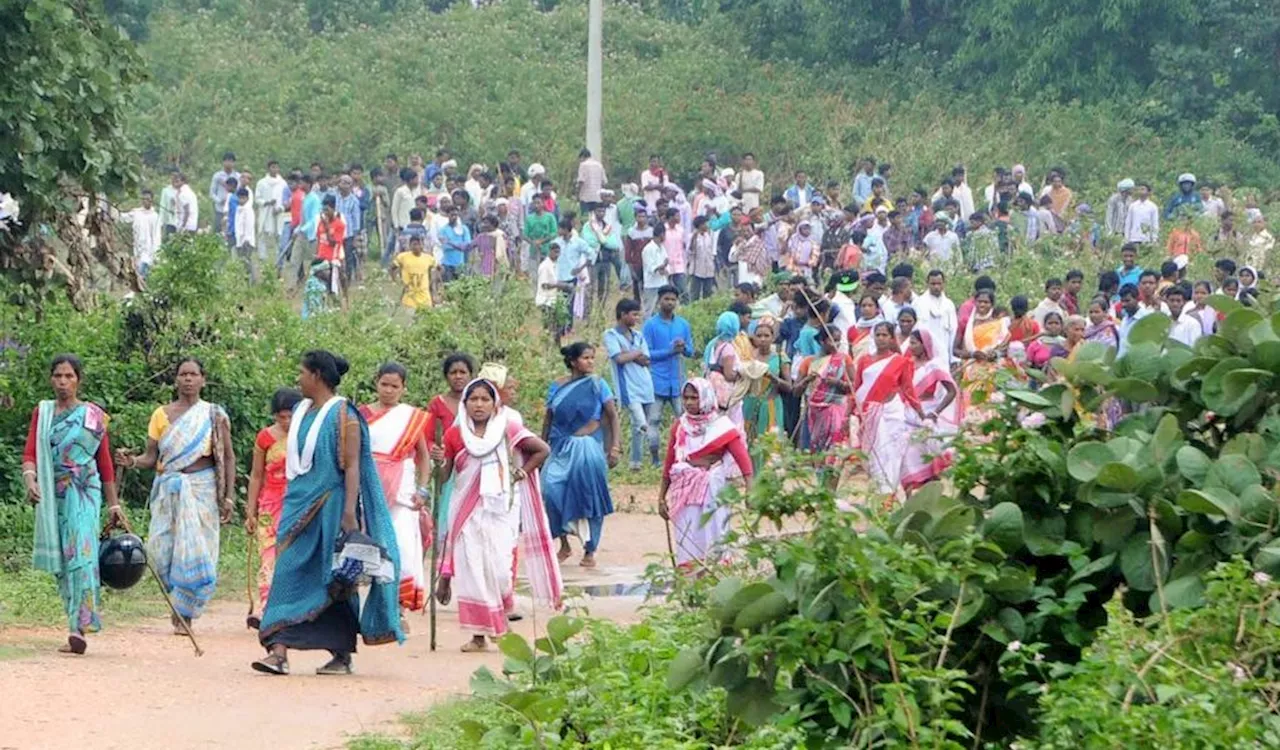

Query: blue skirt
left=542, top=435, right=614, bottom=536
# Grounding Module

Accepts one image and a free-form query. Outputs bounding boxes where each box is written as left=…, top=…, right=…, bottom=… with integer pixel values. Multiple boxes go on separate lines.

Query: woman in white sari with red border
left=853, top=322, right=927, bottom=496
left=901, top=330, right=961, bottom=491
left=436, top=378, right=562, bottom=652
left=657, top=378, right=754, bottom=570
left=358, top=363, right=431, bottom=622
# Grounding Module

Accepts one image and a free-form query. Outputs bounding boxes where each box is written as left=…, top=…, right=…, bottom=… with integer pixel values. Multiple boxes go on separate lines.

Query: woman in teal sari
left=541, top=342, right=621, bottom=568
left=116, top=358, right=235, bottom=634
left=22, top=354, right=126, bottom=654
left=253, top=350, right=402, bottom=676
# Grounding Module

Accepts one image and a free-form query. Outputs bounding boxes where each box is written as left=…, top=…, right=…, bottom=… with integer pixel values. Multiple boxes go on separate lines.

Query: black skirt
left=262, top=595, right=359, bottom=654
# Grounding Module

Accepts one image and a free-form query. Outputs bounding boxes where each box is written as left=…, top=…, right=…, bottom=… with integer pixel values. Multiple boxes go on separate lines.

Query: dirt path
left=0, top=488, right=667, bottom=750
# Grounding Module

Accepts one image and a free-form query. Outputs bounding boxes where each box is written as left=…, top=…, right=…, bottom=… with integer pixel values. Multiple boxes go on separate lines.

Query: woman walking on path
left=436, top=378, right=560, bottom=651
left=900, top=330, right=960, bottom=492
left=853, top=322, right=928, bottom=496
left=541, top=342, right=620, bottom=568
left=359, top=363, right=431, bottom=626
left=244, top=387, right=302, bottom=628
left=425, top=353, right=476, bottom=544
left=657, top=378, right=754, bottom=570
left=253, top=350, right=402, bottom=676
left=22, top=354, right=126, bottom=654
left=116, top=358, right=235, bottom=635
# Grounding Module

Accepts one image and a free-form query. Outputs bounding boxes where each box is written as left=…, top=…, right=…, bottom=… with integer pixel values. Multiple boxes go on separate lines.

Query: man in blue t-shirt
left=641, top=285, right=695, bottom=464
left=604, top=298, right=655, bottom=470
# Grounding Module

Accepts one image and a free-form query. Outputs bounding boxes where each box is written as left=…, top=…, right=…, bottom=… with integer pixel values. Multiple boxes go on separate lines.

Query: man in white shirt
left=1200, top=185, right=1226, bottom=219
left=232, top=187, right=258, bottom=283
left=575, top=148, right=607, bottom=213
left=879, top=276, right=913, bottom=327
left=208, top=151, right=239, bottom=235
left=949, top=165, right=975, bottom=220
left=983, top=166, right=1006, bottom=211
left=1031, top=278, right=1067, bottom=326
left=1166, top=284, right=1201, bottom=347
left=640, top=155, right=669, bottom=211
left=174, top=172, right=199, bottom=232
left=914, top=269, right=958, bottom=369
left=1123, top=182, right=1160, bottom=244
left=1009, top=164, right=1035, bottom=198
left=922, top=216, right=960, bottom=262
left=866, top=206, right=891, bottom=245
left=255, top=160, right=289, bottom=253
left=1105, top=178, right=1133, bottom=235
left=641, top=223, right=670, bottom=315
left=123, top=189, right=162, bottom=278
left=735, top=152, right=765, bottom=213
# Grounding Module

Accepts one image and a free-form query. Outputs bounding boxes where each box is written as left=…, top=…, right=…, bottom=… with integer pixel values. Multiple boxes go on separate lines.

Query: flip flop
left=315, top=657, right=352, bottom=676
left=251, top=655, right=289, bottom=675
left=460, top=640, right=489, bottom=653
left=58, top=634, right=87, bottom=655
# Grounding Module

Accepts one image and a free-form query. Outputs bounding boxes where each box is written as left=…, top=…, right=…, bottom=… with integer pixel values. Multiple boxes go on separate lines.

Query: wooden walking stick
left=427, top=469, right=442, bottom=652
left=117, top=512, right=204, bottom=657
left=245, top=525, right=257, bottom=629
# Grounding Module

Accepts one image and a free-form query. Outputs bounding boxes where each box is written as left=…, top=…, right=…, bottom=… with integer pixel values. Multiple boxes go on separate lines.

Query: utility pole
left=586, top=0, right=603, bottom=158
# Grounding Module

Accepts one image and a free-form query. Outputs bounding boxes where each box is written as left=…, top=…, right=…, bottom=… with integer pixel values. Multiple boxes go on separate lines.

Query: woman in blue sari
left=253, top=350, right=402, bottom=676
left=22, top=354, right=126, bottom=655
left=116, top=358, right=235, bottom=634
left=541, top=342, right=621, bottom=568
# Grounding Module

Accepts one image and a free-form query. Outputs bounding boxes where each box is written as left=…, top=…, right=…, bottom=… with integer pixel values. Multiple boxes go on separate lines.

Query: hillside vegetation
left=128, top=0, right=1280, bottom=201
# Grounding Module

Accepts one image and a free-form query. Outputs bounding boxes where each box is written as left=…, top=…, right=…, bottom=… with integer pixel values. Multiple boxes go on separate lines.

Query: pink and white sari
left=901, top=331, right=961, bottom=490
left=360, top=402, right=430, bottom=612
left=854, top=352, right=919, bottom=495
left=665, top=378, right=753, bottom=568
left=441, top=383, right=562, bottom=637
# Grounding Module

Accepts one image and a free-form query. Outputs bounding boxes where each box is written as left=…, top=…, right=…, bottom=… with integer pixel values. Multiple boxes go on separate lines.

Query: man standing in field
left=175, top=172, right=199, bottom=234
left=255, top=161, right=289, bottom=258
left=575, top=148, right=607, bottom=215
left=122, top=189, right=162, bottom=279
left=209, top=151, right=239, bottom=235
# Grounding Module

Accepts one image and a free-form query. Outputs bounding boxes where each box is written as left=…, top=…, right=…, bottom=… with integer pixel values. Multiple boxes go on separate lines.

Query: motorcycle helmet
left=99, top=532, right=147, bottom=590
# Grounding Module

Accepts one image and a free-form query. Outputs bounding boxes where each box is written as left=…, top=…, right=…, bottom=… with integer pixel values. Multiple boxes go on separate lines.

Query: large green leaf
left=545, top=615, right=584, bottom=647
left=927, top=504, right=976, bottom=540
left=984, top=502, right=1025, bottom=553
left=987, top=566, right=1035, bottom=603
left=1194, top=334, right=1237, bottom=359
left=1007, top=389, right=1053, bottom=408
left=1122, top=342, right=1164, bottom=382
left=1175, top=488, right=1240, bottom=522
left=666, top=647, right=706, bottom=691
left=1096, top=462, right=1140, bottom=491
left=498, top=633, right=535, bottom=664
left=1203, top=294, right=1241, bottom=317
left=1254, top=539, right=1280, bottom=577
left=1109, top=377, right=1160, bottom=403
left=1222, top=368, right=1272, bottom=404
left=733, top=591, right=793, bottom=631
left=1204, top=454, right=1263, bottom=496
left=1067, top=441, right=1113, bottom=482
left=1175, top=445, right=1212, bottom=484
left=1200, top=357, right=1252, bottom=414
left=1068, top=552, right=1117, bottom=584
left=1221, top=308, right=1265, bottom=349
left=1093, top=509, right=1138, bottom=551
left=1126, top=312, right=1171, bottom=346
left=1151, top=413, right=1183, bottom=465
left=1251, top=340, right=1280, bottom=374
left=1120, top=532, right=1168, bottom=592
left=715, top=582, right=774, bottom=628
left=1153, top=575, right=1205, bottom=610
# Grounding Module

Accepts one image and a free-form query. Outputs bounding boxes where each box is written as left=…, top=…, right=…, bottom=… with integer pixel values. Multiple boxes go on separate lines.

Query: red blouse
left=23, top=406, right=115, bottom=482
left=425, top=395, right=458, bottom=449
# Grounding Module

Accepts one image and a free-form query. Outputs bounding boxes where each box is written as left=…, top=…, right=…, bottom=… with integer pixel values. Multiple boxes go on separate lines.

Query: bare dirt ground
left=0, top=486, right=668, bottom=750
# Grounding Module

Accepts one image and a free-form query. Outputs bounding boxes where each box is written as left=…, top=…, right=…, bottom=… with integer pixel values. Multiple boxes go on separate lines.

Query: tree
left=0, top=0, right=147, bottom=308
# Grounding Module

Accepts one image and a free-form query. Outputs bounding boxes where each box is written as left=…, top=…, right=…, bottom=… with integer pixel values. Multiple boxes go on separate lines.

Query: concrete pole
left=586, top=0, right=603, bottom=158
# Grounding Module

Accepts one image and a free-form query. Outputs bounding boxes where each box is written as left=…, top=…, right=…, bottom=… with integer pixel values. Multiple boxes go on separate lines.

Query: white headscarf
left=457, top=379, right=511, bottom=505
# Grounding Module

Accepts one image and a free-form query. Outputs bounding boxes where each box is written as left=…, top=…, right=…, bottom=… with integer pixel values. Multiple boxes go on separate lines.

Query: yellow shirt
left=863, top=196, right=896, bottom=214
left=148, top=405, right=213, bottom=470
left=394, top=250, right=435, bottom=308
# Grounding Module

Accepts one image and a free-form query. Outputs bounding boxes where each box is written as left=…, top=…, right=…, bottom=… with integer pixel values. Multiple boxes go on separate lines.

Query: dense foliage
left=0, top=0, right=147, bottom=306
left=126, top=0, right=1280, bottom=215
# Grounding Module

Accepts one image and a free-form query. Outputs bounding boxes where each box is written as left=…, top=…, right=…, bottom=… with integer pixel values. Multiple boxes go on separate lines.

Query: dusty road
left=0, top=487, right=668, bottom=750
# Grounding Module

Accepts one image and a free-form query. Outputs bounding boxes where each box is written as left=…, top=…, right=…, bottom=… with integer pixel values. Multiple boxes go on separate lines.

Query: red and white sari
left=663, top=378, right=753, bottom=568
left=854, top=351, right=922, bottom=495
left=360, top=402, right=430, bottom=612
left=441, top=385, right=562, bottom=637
left=901, top=331, right=961, bottom=490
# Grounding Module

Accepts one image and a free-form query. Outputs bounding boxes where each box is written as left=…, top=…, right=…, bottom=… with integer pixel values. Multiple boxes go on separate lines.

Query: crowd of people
left=33, top=145, right=1270, bottom=672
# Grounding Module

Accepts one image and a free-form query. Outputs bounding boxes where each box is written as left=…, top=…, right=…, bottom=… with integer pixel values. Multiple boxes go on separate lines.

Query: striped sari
left=146, top=401, right=225, bottom=620
left=361, top=402, right=430, bottom=612
left=804, top=352, right=855, bottom=453
left=253, top=427, right=288, bottom=610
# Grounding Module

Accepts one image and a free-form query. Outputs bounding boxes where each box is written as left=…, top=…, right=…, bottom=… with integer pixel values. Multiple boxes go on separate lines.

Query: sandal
left=316, top=655, right=353, bottom=676
left=460, top=639, right=489, bottom=653
left=58, top=634, right=87, bottom=655
left=579, top=555, right=597, bottom=569
left=251, top=654, right=290, bottom=675
left=246, top=615, right=261, bottom=630
left=171, top=613, right=193, bottom=636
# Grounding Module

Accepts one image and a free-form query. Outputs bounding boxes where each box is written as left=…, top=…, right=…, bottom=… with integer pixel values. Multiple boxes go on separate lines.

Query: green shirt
left=524, top=211, right=557, bottom=249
